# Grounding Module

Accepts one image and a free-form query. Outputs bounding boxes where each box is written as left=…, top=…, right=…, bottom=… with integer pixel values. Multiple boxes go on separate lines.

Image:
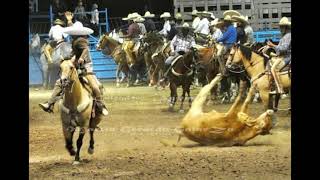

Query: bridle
left=60, top=62, right=76, bottom=92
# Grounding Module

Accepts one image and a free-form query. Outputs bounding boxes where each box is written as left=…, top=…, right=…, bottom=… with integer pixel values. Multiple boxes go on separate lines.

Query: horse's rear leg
left=63, top=126, right=76, bottom=156
left=74, top=127, right=86, bottom=164
left=88, top=128, right=95, bottom=154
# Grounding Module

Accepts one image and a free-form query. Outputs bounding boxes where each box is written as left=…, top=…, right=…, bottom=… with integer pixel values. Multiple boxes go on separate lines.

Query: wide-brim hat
left=122, top=12, right=141, bottom=21
left=209, top=12, right=216, bottom=20
left=279, top=17, right=291, bottom=26
left=223, top=10, right=241, bottom=18
left=210, top=18, right=219, bottom=27
left=232, top=15, right=248, bottom=25
left=175, top=13, right=183, bottom=20
left=176, top=22, right=194, bottom=31
left=134, top=16, right=145, bottom=23
left=215, top=20, right=225, bottom=29
left=144, top=11, right=155, bottom=18
left=191, top=10, right=198, bottom=16
left=197, top=11, right=211, bottom=17
left=54, top=19, right=65, bottom=26
left=63, top=21, right=93, bottom=35
left=160, top=12, right=171, bottom=18
left=223, top=15, right=234, bottom=22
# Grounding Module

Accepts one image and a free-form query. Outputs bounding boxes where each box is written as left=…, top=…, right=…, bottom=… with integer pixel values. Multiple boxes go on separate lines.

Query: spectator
left=74, top=0, right=87, bottom=23
left=90, top=3, right=99, bottom=36
left=52, top=0, right=67, bottom=20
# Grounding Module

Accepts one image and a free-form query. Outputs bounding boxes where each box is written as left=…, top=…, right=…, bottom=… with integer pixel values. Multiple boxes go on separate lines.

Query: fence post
left=50, top=5, right=53, bottom=27
left=105, top=8, right=109, bottom=32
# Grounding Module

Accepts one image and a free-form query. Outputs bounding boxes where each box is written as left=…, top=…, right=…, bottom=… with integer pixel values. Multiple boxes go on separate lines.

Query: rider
left=232, top=15, right=247, bottom=44
left=194, top=11, right=210, bottom=44
left=143, top=11, right=156, bottom=33
left=39, top=21, right=108, bottom=116
left=159, top=23, right=196, bottom=84
left=191, top=10, right=200, bottom=29
left=121, top=13, right=141, bottom=64
left=209, top=18, right=223, bottom=41
left=43, top=19, right=67, bottom=64
left=159, top=12, right=171, bottom=40
left=267, top=17, right=291, bottom=95
left=243, top=16, right=255, bottom=45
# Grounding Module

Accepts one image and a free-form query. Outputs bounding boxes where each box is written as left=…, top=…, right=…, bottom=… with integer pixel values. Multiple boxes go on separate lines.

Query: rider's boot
left=39, top=82, right=63, bottom=113
left=95, top=97, right=109, bottom=116
left=44, top=45, right=53, bottom=64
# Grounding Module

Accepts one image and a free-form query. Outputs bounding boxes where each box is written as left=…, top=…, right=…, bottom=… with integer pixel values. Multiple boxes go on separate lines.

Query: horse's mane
left=239, top=44, right=252, bottom=60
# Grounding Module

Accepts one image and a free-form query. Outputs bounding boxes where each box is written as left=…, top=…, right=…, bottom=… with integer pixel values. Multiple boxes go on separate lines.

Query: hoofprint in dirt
left=29, top=81, right=291, bottom=179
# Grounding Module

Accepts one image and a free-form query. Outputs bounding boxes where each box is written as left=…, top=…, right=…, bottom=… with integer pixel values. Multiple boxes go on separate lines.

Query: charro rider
left=159, top=23, right=196, bottom=84
left=194, top=11, right=210, bottom=45
left=159, top=12, right=172, bottom=40
left=267, top=17, right=291, bottom=95
left=43, top=19, right=67, bottom=64
left=121, top=13, right=141, bottom=64
left=39, top=21, right=108, bottom=116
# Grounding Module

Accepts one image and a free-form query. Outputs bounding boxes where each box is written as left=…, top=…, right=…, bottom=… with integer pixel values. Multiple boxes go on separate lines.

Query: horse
left=59, top=59, right=103, bottom=165
left=97, top=33, right=130, bottom=87
left=227, top=43, right=291, bottom=110
left=142, top=32, right=167, bottom=87
left=167, top=50, right=195, bottom=112
left=30, top=34, right=72, bottom=89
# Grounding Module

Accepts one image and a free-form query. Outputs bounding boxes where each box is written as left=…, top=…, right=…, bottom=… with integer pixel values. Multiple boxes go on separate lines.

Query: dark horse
left=168, top=50, right=195, bottom=112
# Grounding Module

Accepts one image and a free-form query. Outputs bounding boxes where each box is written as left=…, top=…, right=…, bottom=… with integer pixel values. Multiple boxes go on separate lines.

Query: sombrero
left=223, top=10, right=241, bottom=18
left=209, top=12, right=216, bottom=20
left=144, top=11, right=155, bottom=18
left=197, top=11, right=211, bottom=17
left=223, top=15, right=234, bottom=22
left=232, top=15, right=249, bottom=25
left=175, top=13, right=183, bottom=20
left=279, top=17, right=291, bottom=26
left=122, top=12, right=141, bottom=21
left=134, top=16, right=145, bottom=23
left=191, top=10, right=198, bottom=16
left=54, top=19, right=65, bottom=26
left=160, top=12, right=171, bottom=18
left=63, top=21, right=93, bottom=35
left=176, top=22, right=194, bottom=30
left=210, top=18, right=219, bottom=27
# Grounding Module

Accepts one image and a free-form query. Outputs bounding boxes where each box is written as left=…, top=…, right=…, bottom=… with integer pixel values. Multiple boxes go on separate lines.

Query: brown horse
left=168, top=50, right=195, bottom=112
left=97, top=33, right=130, bottom=87
left=227, top=44, right=291, bottom=110
left=59, top=60, right=103, bottom=164
left=194, top=44, right=220, bottom=100
left=151, top=41, right=172, bottom=88
left=141, top=32, right=165, bottom=87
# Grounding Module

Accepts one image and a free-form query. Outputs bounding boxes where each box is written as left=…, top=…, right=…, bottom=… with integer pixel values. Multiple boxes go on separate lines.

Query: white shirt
left=192, top=17, right=201, bottom=29
left=194, top=18, right=210, bottom=35
left=159, top=20, right=171, bottom=37
left=244, top=25, right=255, bottom=44
left=90, top=9, right=99, bottom=24
left=212, top=28, right=223, bottom=41
left=48, top=25, right=67, bottom=41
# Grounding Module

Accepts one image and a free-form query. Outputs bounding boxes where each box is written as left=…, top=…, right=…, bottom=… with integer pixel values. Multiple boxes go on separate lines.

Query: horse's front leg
left=169, top=82, right=177, bottom=111
left=179, top=85, right=187, bottom=113
left=74, top=127, right=87, bottom=164
left=63, top=124, right=76, bottom=156
left=116, top=64, right=121, bottom=87
left=187, top=83, right=192, bottom=108
left=88, top=128, right=95, bottom=155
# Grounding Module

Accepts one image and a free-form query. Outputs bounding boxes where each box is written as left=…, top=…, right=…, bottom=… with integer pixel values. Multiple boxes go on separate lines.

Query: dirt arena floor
left=29, top=82, right=291, bottom=179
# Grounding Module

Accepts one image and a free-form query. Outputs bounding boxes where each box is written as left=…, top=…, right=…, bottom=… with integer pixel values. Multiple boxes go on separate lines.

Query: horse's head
left=226, top=43, right=250, bottom=66
left=96, top=33, right=119, bottom=55
left=59, top=59, right=77, bottom=89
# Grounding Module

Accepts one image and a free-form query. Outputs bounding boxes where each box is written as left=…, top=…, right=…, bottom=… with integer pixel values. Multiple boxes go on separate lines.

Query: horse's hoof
left=88, top=148, right=94, bottom=155
left=148, top=83, right=152, bottom=87
left=69, top=149, right=76, bottom=156
left=116, top=83, right=120, bottom=87
left=179, top=109, right=185, bottom=113
left=72, top=161, right=80, bottom=165
left=168, top=106, right=174, bottom=112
